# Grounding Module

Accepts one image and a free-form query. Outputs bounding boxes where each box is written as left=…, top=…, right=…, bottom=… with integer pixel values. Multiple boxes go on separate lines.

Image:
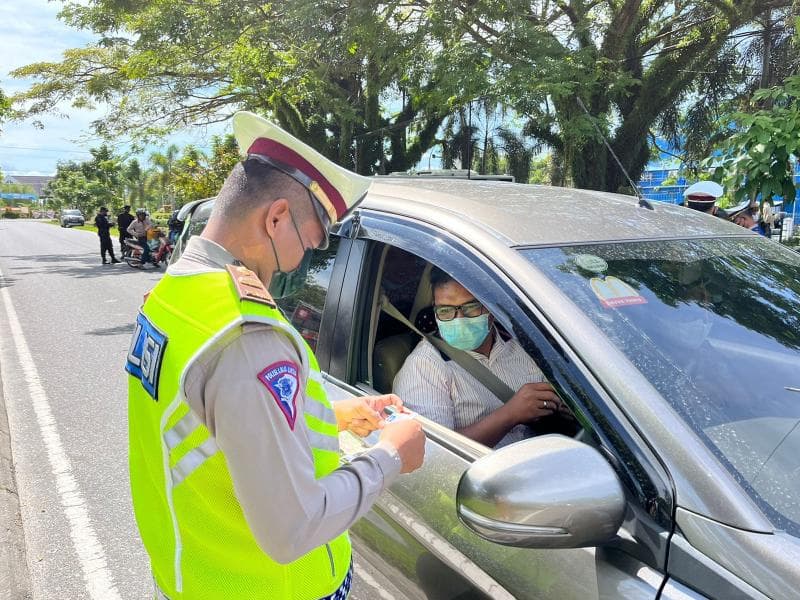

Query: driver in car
left=393, top=267, right=572, bottom=448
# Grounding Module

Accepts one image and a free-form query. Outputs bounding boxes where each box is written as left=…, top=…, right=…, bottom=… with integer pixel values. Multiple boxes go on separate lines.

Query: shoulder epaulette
left=226, top=264, right=276, bottom=308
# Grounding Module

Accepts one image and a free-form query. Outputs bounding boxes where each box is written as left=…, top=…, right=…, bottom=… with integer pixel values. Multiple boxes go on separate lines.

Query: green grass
left=40, top=219, right=96, bottom=232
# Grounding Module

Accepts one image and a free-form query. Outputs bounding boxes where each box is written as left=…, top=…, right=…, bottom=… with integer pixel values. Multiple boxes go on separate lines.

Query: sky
left=0, top=0, right=227, bottom=176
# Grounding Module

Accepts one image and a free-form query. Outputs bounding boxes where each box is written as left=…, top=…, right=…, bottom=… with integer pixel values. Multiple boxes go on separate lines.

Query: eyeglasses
left=433, top=300, right=484, bottom=322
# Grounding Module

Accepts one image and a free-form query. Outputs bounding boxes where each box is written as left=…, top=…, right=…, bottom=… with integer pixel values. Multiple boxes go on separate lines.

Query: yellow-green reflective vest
left=127, top=269, right=350, bottom=599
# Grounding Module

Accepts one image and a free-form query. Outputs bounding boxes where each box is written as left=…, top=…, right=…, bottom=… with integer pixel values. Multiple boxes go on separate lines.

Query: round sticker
left=574, top=254, right=608, bottom=274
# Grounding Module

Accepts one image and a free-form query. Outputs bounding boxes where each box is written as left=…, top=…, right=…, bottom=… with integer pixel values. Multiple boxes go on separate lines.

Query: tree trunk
left=356, top=59, right=382, bottom=175
left=570, top=138, right=608, bottom=191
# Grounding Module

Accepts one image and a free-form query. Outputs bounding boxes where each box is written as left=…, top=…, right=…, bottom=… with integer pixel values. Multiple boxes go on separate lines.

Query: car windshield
left=522, top=237, right=800, bottom=537
left=64, top=210, right=81, bottom=215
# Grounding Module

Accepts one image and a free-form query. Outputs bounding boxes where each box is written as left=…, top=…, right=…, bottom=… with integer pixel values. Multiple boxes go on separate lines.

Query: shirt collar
left=183, top=236, right=240, bottom=269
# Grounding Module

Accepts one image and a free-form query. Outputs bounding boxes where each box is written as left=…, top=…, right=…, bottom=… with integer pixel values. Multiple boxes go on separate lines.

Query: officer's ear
left=264, top=198, right=290, bottom=238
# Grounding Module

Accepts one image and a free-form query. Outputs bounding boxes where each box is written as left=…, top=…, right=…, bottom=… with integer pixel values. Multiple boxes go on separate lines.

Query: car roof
left=364, top=178, right=751, bottom=247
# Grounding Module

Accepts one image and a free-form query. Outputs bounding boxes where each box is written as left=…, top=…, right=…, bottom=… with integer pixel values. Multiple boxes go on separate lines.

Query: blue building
left=638, top=162, right=798, bottom=219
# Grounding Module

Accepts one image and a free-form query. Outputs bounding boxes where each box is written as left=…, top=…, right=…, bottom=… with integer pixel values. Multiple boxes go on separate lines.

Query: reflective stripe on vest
left=128, top=270, right=350, bottom=599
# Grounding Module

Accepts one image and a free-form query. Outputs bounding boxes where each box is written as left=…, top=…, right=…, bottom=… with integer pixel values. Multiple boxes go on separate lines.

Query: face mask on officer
left=267, top=208, right=314, bottom=299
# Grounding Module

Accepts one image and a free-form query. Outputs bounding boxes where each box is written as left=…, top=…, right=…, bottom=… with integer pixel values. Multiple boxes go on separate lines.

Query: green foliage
left=708, top=75, right=800, bottom=204
left=9, top=0, right=795, bottom=191
left=11, top=0, right=453, bottom=175
left=529, top=155, right=552, bottom=185
left=0, top=182, right=36, bottom=194
left=171, top=135, right=239, bottom=204
left=424, top=0, right=792, bottom=191
left=0, top=88, right=9, bottom=133
left=45, top=144, right=127, bottom=214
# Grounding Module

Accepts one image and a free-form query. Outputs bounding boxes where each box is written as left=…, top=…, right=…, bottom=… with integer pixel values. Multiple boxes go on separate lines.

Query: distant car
left=172, top=180, right=800, bottom=600
left=60, top=209, right=85, bottom=227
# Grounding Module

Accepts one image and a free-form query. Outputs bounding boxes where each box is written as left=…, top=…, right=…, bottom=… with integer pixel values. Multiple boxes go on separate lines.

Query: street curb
left=0, top=350, right=33, bottom=598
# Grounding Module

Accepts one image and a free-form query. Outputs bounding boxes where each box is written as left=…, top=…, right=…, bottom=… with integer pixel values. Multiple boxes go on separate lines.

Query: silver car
left=176, top=179, right=800, bottom=599
left=60, top=208, right=85, bottom=227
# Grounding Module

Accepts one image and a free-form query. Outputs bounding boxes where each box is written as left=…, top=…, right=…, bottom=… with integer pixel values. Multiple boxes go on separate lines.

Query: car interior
left=361, top=244, right=582, bottom=447
left=174, top=206, right=584, bottom=448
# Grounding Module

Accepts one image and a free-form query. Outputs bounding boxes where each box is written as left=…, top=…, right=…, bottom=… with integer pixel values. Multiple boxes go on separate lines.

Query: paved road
left=0, top=220, right=402, bottom=599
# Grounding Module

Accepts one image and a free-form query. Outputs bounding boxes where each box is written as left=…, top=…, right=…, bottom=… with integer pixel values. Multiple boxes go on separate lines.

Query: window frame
left=332, top=209, right=675, bottom=533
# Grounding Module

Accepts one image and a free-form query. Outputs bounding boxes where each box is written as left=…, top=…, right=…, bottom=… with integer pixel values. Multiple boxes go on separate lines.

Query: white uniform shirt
left=393, top=332, right=545, bottom=448
left=127, top=217, right=151, bottom=237
left=173, top=236, right=402, bottom=563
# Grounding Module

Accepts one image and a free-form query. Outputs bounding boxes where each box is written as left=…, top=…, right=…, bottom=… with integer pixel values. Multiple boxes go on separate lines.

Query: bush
left=2, top=210, right=20, bottom=219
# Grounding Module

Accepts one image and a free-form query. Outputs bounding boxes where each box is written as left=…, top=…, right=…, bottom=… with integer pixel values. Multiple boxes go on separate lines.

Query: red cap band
left=247, top=138, right=347, bottom=219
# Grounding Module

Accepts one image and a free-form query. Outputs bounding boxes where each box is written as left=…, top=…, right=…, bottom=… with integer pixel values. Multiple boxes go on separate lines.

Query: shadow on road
left=0, top=253, right=165, bottom=280
left=87, top=324, right=135, bottom=337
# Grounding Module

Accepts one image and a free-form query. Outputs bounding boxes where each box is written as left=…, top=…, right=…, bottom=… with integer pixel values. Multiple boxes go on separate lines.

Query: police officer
left=683, top=181, right=728, bottom=218
left=126, top=111, right=426, bottom=600
left=94, top=206, right=120, bottom=264
left=118, top=204, right=135, bottom=254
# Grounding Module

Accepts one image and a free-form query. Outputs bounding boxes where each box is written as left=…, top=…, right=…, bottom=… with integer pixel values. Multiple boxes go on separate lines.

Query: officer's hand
left=333, top=396, right=399, bottom=437
left=379, top=419, right=426, bottom=474
left=502, top=382, right=559, bottom=425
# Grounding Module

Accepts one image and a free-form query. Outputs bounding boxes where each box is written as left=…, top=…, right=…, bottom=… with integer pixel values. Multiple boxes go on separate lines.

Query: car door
left=320, top=209, right=675, bottom=600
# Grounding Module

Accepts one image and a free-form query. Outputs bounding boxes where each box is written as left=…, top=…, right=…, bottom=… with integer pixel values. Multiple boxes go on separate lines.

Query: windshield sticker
left=590, top=276, right=647, bottom=308
left=574, top=254, right=609, bottom=274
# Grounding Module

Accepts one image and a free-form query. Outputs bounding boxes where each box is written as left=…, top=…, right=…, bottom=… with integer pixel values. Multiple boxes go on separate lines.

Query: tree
left=654, top=5, right=800, bottom=174
left=149, top=144, right=179, bottom=210
left=124, top=159, right=149, bottom=208
left=172, top=134, right=240, bottom=204
left=206, top=134, right=239, bottom=192
left=422, top=0, right=794, bottom=192
left=11, top=0, right=454, bottom=175
left=708, top=75, right=800, bottom=205
left=0, top=88, right=9, bottom=133
left=45, top=145, right=127, bottom=214
left=173, top=145, right=210, bottom=205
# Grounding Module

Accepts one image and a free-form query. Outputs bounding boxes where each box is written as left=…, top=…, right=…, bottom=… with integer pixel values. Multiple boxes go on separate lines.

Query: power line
left=0, top=145, right=93, bottom=154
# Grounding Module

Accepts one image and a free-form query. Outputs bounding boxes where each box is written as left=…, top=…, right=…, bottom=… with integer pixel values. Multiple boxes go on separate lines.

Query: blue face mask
left=436, top=313, right=491, bottom=351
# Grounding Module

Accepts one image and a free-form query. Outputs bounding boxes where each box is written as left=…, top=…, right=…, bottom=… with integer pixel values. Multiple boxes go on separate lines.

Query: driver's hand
left=502, top=382, right=560, bottom=424
left=333, top=394, right=403, bottom=437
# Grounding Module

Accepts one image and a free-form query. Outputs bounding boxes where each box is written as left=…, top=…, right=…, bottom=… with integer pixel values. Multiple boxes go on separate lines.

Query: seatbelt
left=380, top=294, right=515, bottom=403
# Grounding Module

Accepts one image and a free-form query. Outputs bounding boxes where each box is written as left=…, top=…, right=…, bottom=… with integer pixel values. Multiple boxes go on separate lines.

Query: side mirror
left=457, top=435, right=625, bottom=549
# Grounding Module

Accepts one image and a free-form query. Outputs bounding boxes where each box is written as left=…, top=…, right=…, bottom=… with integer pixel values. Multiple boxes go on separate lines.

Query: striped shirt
left=392, top=331, right=545, bottom=448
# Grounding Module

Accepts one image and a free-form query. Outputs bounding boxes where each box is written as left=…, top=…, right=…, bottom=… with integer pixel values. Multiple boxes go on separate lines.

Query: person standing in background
left=94, top=206, right=120, bottom=264
left=117, top=205, right=134, bottom=254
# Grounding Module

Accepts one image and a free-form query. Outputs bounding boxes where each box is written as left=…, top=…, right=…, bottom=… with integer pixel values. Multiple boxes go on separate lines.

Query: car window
left=524, top=237, right=800, bottom=537
left=185, top=201, right=214, bottom=239
left=275, top=238, right=340, bottom=352
left=363, top=242, right=578, bottom=448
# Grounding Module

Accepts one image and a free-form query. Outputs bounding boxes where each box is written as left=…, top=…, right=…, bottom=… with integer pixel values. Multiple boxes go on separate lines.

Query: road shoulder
left=0, top=361, right=33, bottom=599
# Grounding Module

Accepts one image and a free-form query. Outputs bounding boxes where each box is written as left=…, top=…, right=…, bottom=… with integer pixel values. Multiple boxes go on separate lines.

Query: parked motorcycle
left=123, top=231, right=173, bottom=269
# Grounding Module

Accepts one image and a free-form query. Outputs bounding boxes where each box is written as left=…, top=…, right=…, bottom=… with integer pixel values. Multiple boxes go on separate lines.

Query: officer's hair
left=212, top=159, right=315, bottom=223
left=430, top=266, right=456, bottom=292
left=687, top=200, right=714, bottom=213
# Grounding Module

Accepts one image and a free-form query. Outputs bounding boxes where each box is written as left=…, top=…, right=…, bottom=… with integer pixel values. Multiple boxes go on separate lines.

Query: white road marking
left=353, top=559, right=399, bottom=600
left=0, top=267, right=123, bottom=600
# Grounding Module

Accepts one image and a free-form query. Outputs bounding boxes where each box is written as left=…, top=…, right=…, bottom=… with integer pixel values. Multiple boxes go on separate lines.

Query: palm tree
left=149, top=144, right=179, bottom=211
left=124, top=159, right=148, bottom=208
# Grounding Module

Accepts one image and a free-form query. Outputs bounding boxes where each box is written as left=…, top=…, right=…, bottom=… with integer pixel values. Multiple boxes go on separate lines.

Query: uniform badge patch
left=126, top=312, right=168, bottom=401
left=257, top=361, right=301, bottom=429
